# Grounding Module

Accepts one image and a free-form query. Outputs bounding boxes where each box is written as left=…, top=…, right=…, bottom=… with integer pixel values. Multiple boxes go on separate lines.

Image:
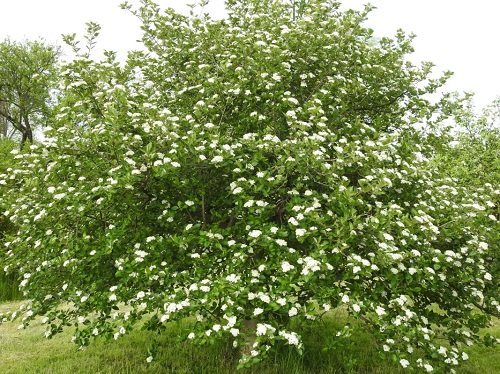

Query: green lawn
left=0, top=301, right=499, bottom=374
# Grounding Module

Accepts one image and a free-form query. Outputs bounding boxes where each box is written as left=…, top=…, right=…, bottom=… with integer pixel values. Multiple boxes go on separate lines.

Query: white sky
left=1, top=0, right=499, bottom=110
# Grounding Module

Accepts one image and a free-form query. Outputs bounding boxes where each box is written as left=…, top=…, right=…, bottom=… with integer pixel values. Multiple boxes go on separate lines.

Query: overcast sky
left=1, top=0, right=499, bottom=110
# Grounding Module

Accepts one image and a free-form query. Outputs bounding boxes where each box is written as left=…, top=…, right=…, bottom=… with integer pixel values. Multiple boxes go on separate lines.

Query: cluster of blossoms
left=0, top=0, right=498, bottom=371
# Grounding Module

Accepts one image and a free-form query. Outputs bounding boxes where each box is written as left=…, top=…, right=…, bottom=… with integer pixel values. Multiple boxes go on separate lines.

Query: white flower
left=382, top=233, right=394, bottom=241
left=259, top=294, right=270, bottom=303
left=341, top=295, right=349, bottom=303
left=462, top=352, right=469, bottom=360
left=232, top=187, right=243, bottom=194
left=423, top=364, right=433, bottom=372
left=109, top=294, right=117, bottom=301
left=279, top=331, right=300, bottom=346
left=437, top=346, right=447, bottom=356
left=224, top=315, right=237, bottom=327
left=230, top=328, right=239, bottom=337
left=275, top=239, right=287, bottom=247
left=135, top=250, right=148, bottom=258
left=478, top=242, right=488, bottom=250
left=248, top=230, right=262, bottom=238
left=187, top=332, right=195, bottom=339
left=256, top=324, right=268, bottom=336
left=295, top=228, right=307, bottom=237
left=277, top=298, right=287, bottom=306
left=301, top=257, right=320, bottom=275
left=399, top=359, right=410, bottom=368
left=288, top=307, right=298, bottom=317
left=137, top=291, right=145, bottom=299
left=225, top=274, right=240, bottom=283
left=281, top=261, right=294, bottom=273
left=253, top=308, right=264, bottom=316
left=47, top=186, right=56, bottom=193
left=146, top=356, right=153, bottom=363
left=211, top=155, right=223, bottom=163
left=375, top=306, right=386, bottom=316
left=484, top=272, right=492, bottom=281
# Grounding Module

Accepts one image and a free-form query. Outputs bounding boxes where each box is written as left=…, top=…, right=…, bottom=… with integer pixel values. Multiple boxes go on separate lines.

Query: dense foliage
left=432, top=97, right=500, bottom=310
left=1, top=0, right=498, bottom=371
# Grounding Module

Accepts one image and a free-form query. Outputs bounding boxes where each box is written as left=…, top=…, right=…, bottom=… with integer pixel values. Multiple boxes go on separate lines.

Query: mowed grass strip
left=0, top=301, right=499, bottom=374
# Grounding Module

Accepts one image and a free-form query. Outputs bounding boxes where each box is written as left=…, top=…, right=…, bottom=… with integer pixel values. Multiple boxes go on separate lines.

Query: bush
left=0, top=1, right=498, bottom=372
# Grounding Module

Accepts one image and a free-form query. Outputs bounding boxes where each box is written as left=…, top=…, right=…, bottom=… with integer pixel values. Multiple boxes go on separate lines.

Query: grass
left=0, top=300, right=499, bottom=374
left=0, top=271, right=22, bottom=302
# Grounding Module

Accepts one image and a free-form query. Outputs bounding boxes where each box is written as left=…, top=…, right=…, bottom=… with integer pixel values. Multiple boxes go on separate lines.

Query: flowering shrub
left=1, top=0, right=498, bottom=371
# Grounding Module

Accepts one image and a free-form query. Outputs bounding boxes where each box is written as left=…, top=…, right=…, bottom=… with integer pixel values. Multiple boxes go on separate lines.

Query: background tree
left=0, top=38, right=60, bottom=147
left=0, top=0, right=498, bottom=372
left=436, top=96, right=500, bottom=189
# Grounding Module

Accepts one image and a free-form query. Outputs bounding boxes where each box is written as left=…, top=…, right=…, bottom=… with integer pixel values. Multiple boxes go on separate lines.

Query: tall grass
left=1, top=300, right=499, bottom=374
left=0, top=270, right=21, bottom=302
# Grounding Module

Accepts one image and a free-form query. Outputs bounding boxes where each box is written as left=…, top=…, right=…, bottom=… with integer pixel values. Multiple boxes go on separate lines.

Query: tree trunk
left=0, top=101, right=8, bottom=138
left=240, top=318, right=257, bottom=356
left=20, top=115, right=33, bottom=148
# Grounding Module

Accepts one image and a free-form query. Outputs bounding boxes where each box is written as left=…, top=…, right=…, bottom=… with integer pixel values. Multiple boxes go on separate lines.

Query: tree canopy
left=0, top=38, right=60, bottom=146
left=0, top=0, right=498, bottom=371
